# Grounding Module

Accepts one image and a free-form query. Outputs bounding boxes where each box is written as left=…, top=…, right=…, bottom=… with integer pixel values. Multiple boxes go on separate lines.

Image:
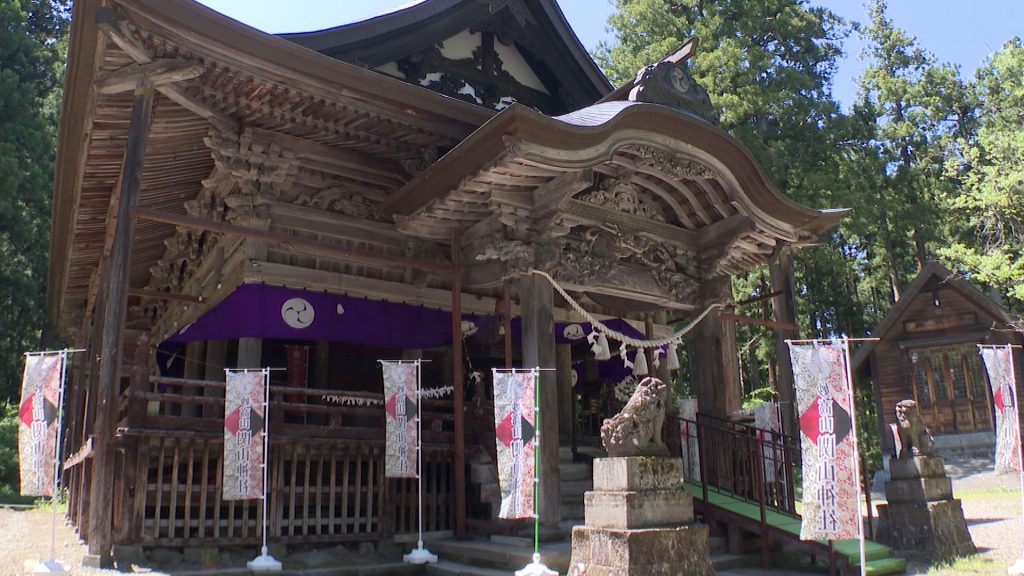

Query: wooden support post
left=692, top=276, right=740, bottom=417
left=203, top=340, right=227, bottom=418
left=520, top=274, right=560, bottom=526
left=181, top=341, right=205, bottom=417
left=451, top=230, right=466, bottom=539
left=556, top=344, right=573, bottom=440
left=769, top=245, right=799, bottom=438
left=86, top=82, right=154, bottom=567
left=126, top=333, right=150, bottom=428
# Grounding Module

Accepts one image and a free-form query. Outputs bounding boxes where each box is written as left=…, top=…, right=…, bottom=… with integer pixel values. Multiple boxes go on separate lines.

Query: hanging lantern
left=666, top=342, right=681, bottom=370
left=619, top=343, right=634, bottom=370
left=632, top=348, right=649, bottom=376
left=591, top=333, right=611, bottom=361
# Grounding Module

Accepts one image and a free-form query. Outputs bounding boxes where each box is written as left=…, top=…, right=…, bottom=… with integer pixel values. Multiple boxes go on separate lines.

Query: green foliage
left=939, top=38, right=1024, bottom=305
left=0, top=0, right=69, bottom=402
left=0, top=402, right=26, bottom=500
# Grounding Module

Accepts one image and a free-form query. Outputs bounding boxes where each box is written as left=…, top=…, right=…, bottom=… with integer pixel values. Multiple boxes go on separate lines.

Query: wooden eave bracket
left=96, top=7, right=235, bottom=131
left=95, top=59, right=205, bottom=95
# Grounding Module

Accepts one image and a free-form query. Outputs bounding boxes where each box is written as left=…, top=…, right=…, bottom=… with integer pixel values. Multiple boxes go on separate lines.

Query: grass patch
left=954, top=486, right=1019, bottom=501
left=926, top=554, right=1001, bottom=575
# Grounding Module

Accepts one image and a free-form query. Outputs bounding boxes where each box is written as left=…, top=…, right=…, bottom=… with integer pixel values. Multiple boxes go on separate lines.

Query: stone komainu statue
left=601, top=376, right=670, bottom=457
left=891, top=399, right=935, bottom=459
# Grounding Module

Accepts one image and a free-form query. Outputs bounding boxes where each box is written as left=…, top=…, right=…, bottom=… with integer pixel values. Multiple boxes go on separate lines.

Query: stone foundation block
left=884, top=476, right=953, bottom=502
left=889, top=456, right=946, bottom=480
left=568, top=524, right=713, bottom=576
left=584, top=490, right=694, bottom=529
left=592, top=457, right=684, bottom=491
left=876, top=499, right=976, bottom=562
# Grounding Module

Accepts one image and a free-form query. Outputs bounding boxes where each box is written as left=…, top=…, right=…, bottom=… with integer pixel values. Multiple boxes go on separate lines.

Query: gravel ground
left=3, top=458, right=1022, bottom=575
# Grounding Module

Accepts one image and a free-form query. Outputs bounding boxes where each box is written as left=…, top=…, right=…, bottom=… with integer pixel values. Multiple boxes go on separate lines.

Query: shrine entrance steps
left=424, top=533, right=758, bottom=575
left=686, top=482, right=907, bottom=575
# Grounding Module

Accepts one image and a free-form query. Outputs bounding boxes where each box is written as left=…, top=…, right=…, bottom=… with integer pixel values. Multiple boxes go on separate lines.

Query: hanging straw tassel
left=666, top=343, right=681, bottom=370
left=652, top=348, right=664, bottom=370
left=632, top=348, right=649, bottom=376
left=592, top=333, right=612, bottom=361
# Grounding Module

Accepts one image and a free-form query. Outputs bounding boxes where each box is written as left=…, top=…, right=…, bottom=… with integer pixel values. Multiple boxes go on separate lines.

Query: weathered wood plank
left=95, top=59, right=204, bottom=95
left=86, top=79, right=155, bottom=564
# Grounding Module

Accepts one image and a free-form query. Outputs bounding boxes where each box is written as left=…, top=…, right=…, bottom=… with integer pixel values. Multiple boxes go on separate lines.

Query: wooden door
left=908, top=345, right=993, bottom=434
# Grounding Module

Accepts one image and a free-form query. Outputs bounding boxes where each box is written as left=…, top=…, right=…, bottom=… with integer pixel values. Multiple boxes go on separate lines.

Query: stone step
left=430, top=537, right=571, bottom=573
left=559, top=478, right=593, bottom=495
left=426, top=560, right=514, bottom=576
left=559, top=462, right=591, bottom=482
left=560, top=501, right=584, bottom=521
left=711, top=551, right=761, bottom=571
left=707, top=535, right=726, bottom=554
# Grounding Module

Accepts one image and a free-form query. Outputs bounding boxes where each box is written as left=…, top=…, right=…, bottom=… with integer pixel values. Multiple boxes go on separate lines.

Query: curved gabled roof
left=384, top=100, right=846, bottom=277
left=280, top=0, right=612, bottom=112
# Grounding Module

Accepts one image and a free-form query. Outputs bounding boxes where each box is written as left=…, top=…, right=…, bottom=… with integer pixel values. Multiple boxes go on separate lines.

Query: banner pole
left=247, top=367, right=281, bottom=572
left=534, top=367, right=540, bottom=559
left=419, top=359, right=425, bottom=550
left=514, top=367, right=556, bottom=576
left=1007, top=344, right=1024, bottom=576
left=403, top=360, right=437, bottom=564
left=843, top=337, right=867, bottom=576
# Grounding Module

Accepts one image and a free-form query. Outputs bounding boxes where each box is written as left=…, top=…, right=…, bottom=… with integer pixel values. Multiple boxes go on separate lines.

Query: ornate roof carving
left=628, top=60, right=718, bottom=125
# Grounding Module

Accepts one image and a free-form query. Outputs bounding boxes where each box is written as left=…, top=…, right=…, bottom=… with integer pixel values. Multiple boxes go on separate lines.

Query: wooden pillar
left=692, top=276, right=740, bottom=418
left=556, top=344, right=573, bottom=439
left=86, top=82, right=154, bottom=567
left=313, top=341, right=330, bottom=388
left=451, top=230, right=466, bottom=539
left=181, top=340, right=205, bottom=416
left=237, top=337, right=262, bottom=368
left=520, top=274, right=560, bottom=526
left=203, top=340, right=227, bottom=417
left=770, top=246, right=799, bottom=438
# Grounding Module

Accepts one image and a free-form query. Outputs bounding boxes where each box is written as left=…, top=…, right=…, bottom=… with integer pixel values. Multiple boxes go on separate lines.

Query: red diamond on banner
left=19, top=393, right=35, bottom=427
left=224, top=404, right=263, bottom=437
left=799, top=396, right=851, bottom=445
left=495, top=411, right=534, bottom=447
left=385, top=393, right=417, bottom=422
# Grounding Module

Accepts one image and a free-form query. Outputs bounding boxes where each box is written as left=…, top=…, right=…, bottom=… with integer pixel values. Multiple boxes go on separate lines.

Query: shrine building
left=48, top=0, right=844, bottom=566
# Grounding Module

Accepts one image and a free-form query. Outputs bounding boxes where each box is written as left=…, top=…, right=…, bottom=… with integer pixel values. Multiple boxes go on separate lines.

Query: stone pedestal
left=876, top=456, right=975, bottom=562
left=568, top=457, right=713, bottom=576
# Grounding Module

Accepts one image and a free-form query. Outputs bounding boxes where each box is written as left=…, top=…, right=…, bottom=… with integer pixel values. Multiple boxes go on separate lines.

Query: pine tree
left=0, top=0, right=69, bottom=401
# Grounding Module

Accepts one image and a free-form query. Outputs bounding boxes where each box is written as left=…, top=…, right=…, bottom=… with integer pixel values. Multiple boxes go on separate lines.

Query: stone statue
left=628, top=59, right=719, bottom=125
left=892, top=399, right=935, bottom=459
left=601, top=376, right=670, bottom=457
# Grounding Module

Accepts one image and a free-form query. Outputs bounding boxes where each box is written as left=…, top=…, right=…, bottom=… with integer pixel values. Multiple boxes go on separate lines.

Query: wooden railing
left=686, top=413, right=799, bottom=517
left=108, top=373, right=459, bottom=546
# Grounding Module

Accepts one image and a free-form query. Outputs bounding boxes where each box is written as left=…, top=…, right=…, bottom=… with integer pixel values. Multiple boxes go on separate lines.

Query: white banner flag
left=224, top=370, right=266, bottom=500
left=18, top=354, right=63, bottom=496
left=980, top=346, right=1021, bottom=473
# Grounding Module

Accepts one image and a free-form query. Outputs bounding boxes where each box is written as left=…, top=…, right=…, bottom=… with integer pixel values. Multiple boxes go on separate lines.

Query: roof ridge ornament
left=628, top=45, right=719, bottom=125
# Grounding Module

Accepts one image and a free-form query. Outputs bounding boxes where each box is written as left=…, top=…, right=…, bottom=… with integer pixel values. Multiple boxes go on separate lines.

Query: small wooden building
left=852, top=262, right=1024, bottom=453
left=47, top=0, right=843, bottom=565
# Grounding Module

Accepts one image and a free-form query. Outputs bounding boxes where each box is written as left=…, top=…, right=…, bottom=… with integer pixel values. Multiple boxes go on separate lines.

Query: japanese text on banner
left=788, top=342, right=859, bottom=541
left=381, top=361, right=418, bottom=478
left=492, top=370, right=536, bottom=519
left=18, top=355, right=62, bottom=497
left=224, top=370, right=266, bottom=500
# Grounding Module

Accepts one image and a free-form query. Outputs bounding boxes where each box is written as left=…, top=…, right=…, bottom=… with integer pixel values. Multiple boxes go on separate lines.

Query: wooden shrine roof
left=850, top=261, right=1022, bottom=373
left=49, top=0, right=496, bottom=337
left=280, top=0, right=611, bottom=113
left=385, top=101, right=847, bottom=277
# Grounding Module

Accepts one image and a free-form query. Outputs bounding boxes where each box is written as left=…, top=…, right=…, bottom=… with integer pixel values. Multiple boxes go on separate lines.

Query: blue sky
left=196, top=0, right=1021, bottom=110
